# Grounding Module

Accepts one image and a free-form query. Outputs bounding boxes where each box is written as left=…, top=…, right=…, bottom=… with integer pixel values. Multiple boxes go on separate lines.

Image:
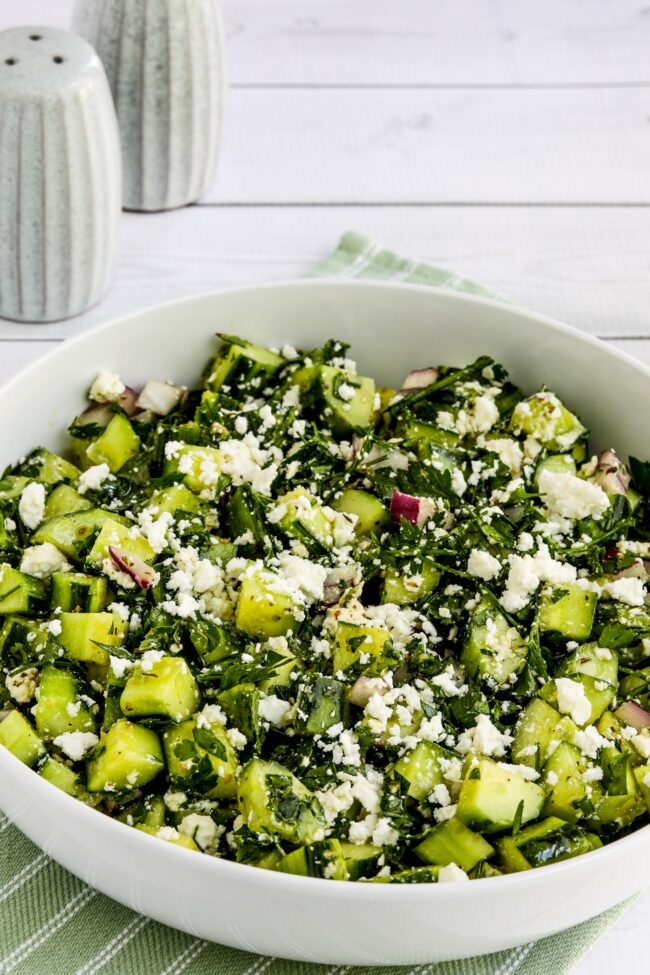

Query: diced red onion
left=390, top=491, right=436, bottom=528
left=109, top=546, right=158, bottom=589
left=76, top=403, right=114, bottom=429
left=399, top=367, right=439, bottom=393
left=615, top=700, right=650, bottom=731
left=136, top=380, right=185, bottom=416
left=118, top=386, right=140, bottom=417
left=593, top=449, right=631, bottom=496
left=612, top=559, right=649, bottom=581
left=323, top=566, right=360, bottom=605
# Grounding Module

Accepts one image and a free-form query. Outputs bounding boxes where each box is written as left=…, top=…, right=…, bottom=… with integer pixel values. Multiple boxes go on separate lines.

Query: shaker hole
left=5, top=58, right=16, bottom=66
left=53, top=56, right=64, bottom=64
left=29, top=34, right=42, bottom=41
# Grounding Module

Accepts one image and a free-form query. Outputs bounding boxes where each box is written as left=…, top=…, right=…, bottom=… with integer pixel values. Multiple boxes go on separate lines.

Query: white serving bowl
left=1, top=280, right=649, bottom=965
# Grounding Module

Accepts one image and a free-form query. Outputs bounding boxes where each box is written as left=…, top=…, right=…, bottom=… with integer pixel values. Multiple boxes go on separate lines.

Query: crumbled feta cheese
left=89, top=370, right=125, bottom=403
left=52, top=731, right=99, bottom=761
left=258, top=695, right=292, bottom=728
left=78, top=463, right=114, bottom=494
left=456, top=714, right=512, bottom=758
left=603, top=577, right=647, bottom=608
left=18, top=482, right=45, bottom=530
left=20, top=543, right=70, bottom=579
left=5, top=667, right=39, bottom=703
left=538, top=469, right=609, bottom=521
left=572, top=725, right=608, bottom=759
left=467, top=549, right=501, bottom=582
left=337, top=382, right=357, bottom=402
left=178, top=813, right=223, bottom=852
left=438, top=863, right=470, bottom=883
left=483, top=438, right=523, bottom=475
left=555, top=678, right=591, bottom=726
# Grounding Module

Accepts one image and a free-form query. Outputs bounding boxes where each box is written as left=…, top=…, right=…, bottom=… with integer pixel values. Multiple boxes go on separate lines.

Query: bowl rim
left=2, top=276, right=650, bottom=899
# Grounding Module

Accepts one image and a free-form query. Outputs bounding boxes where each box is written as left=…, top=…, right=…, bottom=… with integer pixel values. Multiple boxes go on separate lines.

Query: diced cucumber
left=237, top=758, right=326, bottom=845
left=86, top=719, right=164, bottom=793
left=259, top=640, right=302, bottom=692
left=59, top=612, right=128, bottom=667
left=510, top=390, right=587, bottom=453
left=393, top=740, right=456, bottom=801
left=398, top=418, right=459, bottom=451
left=149, top=484, right=202, bottom=517
left=187, top=618, right=235, bottom=666
left=120, top=656, right=200, bottom=723
left=541, top=742, right=595, bottom=824
left=38, top=755, right=93, bottom=801
left=382, top=563, right=440, bottom=606
left=0, top=564, right=47, bottom=615
left=163, top=713, right=238, bottom=799
left=319, top=365, right=376, bottom=435
left=43, top=484, right=91, bottom=520
left=33, top=508, right=129, bottom=560
left=272, top=487, right=336, bottom=550
left=277, top=839, right=348, bottom=880
left=164, top=445, right=223, bottom=495
left=235, top=568, right=302, bottom=639
left=497, top=817, right=601, bottom=872
left=333, top=489, right=388, bottom=537
left=86, top=415, right=140, bottom=472
left=332, top=621, right=390, bottom=674
left=543, top=643, right=619, bottom=725
left=86, top=519, right=156, bottom=571
left=457, top=757, right=545, bottom=833
left=0, top=475, right=29, bottom=501
left=294, top=676, right=348, bottom=736
left=0, top=710, right=45, bottom=766
left=415, top=817, right=494, bottom=871
left=377, top=866, right=442, bottom=884
left=51, top=572, right=108, bottom=613
left=633, top=763, right=650, bottom=813
left=539, top=584, right=597, bottom=642
left=0, top=617, right=49, bottom=665
left=135, top=824, right=199, bottom=851
left=24, top=449, right=80, bottom=485
left=206, top=336, right=284, bottom=391
left=116, top=794, right=167, bottom=829
left=338, top=841, right=381, bottom=880
left=586, top=794, right=646, bottom=832
left=34, top=664, right=96, bottom=741
left=461, top=598, right=527, bottom=687
left=511, top=698, right=577, bottom=770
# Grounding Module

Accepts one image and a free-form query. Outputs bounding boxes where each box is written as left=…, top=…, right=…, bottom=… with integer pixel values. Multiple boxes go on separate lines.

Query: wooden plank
left=1, top=205, right=649, bottom=341
left=201, top=87, right=650, bottom=204
left=5, top=0, right=650, bottom=86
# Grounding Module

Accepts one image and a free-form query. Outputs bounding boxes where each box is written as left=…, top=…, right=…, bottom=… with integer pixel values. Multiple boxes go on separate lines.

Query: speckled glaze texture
left=73, top=0, right=225, bottom=212
left=0, top=27, right=121, bottom=323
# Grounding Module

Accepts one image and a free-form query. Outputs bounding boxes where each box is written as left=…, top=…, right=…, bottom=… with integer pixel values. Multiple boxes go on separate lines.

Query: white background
left=1, top=2, right=650, bottom=970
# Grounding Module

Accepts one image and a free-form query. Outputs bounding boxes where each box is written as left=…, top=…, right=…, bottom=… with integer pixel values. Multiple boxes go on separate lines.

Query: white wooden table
left=1, top=2, right=650, bottom=970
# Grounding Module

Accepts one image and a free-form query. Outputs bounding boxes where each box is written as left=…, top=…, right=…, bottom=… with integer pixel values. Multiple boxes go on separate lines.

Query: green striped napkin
left=0, top=231, right=636, bottom=975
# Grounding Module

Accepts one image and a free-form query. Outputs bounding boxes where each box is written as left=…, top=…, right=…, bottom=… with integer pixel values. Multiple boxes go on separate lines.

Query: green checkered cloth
left=0, top=231, right=636, bottom=975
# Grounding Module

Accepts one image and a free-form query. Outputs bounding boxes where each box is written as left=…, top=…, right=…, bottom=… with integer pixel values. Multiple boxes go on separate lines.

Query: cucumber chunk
left=235, top=568, right=302, bottom=639
left=44, top=484, right=91, bottom=520
left=237, top=758, right=326, bottom=845
left=163, top=712, right=238, bottom=799
left=333, top=489, right=388, bottom=536
left=206, top=336, right=283, bottom=391
left=382, top=563, right=441, bottom=606
left=294, top=676, right=348, bottom=736
left=338, top=841, right=381, bottom=880
left=457, top=757, right=545, bottom=833
left=539, top=584, right=597, bottom=642
left=86, top=719, right=164, bottom=793
left=0, top=564, right=47, bottom=615
left=393, top=740, right=457, bottom=801
left=415, top=817, right=494, bottom=871
left=136, top=824, right=200, bottom=851
left=541, top=742, right=595, bottom=824
left=511, top=699, right=577, bottom=770
left=86, top=415, right=140, bottom=472
left=497, top=817, right=601, bottom=872
left=319, top=365, right=376, bottom=435
left=0, top=710, right=45, bottom=766
left=33, top=508, right=129, bottom=560
left=461, top=598, right=527, bottom=687
left=277, top=839, right=348, bottom=880
left=20, top=449, right=81, bottom=485
left=510, top=391, right=586, bottom=454
left=59, top=612, right=128, bottom=667
left=86, top=519, right=156, bottom=572
left=34, top=664, right=96, bottom=741
left=332, top=621, right=390, bottom=674
left=120, top=656, right=200, bottom=723
left=51, top=572, right=108, bottom=613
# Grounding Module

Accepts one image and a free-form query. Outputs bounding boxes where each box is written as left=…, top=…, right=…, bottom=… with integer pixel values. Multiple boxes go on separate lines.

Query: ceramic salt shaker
left=0, top=27, right=121, bottom=324
left=73, top=0, right=226, bottom=212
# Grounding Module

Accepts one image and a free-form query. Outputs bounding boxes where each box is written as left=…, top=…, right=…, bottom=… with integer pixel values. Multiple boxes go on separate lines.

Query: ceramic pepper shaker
left=0, top=27, right=121, bottom=323
left=73, top=0, right=226, bottom=212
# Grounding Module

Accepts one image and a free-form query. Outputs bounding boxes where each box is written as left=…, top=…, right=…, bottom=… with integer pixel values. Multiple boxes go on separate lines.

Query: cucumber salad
left=2, top=335, right=650, bottom=884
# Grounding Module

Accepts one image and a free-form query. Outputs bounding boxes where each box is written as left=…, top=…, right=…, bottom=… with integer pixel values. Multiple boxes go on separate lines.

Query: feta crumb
left=89, top=370, right=125, bottom=403
left=538, top=469, right=609, bottom=521
left=555, top=678, right=591, bottom=726
left=438, top=863, right=470, bottom=883
left=603, top=577, right=647, bottom=608
left=258, top=695, right=292, bottom=728
left=467, top=549, right=501, bottom=582
left=456, top=714, right=512, bottom=758
left=52, top=731, right=99, bottom=761
left=20, top=542, right=70, bottom=579
left=78, top=463, right=114, bottom=494
left=5, top=667, right=39, bottom=704
left=18, top=482, right=46, bottom=530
